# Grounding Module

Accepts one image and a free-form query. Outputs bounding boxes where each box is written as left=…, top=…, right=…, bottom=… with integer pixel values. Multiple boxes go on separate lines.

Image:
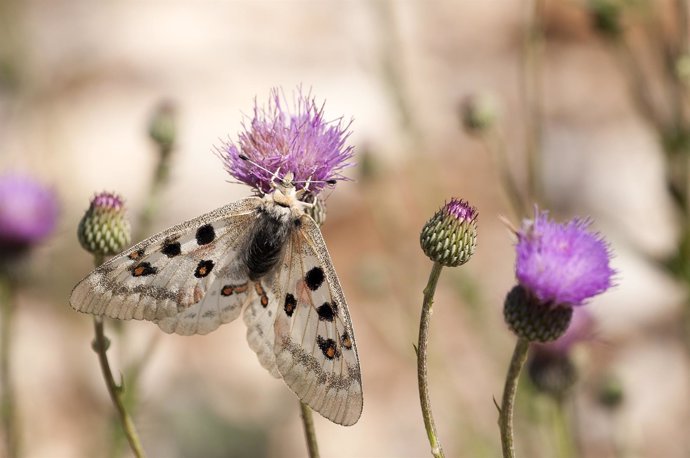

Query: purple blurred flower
left=515, top=210, right=614, bottom=306
left=220, top=88, right=355, bottom=195
left=0, top=174, right=58, bottom=247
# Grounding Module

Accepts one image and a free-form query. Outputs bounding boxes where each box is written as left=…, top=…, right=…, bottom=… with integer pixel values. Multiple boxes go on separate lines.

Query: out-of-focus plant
left=586, top=0, right=690, bottom=348
left=0, top=173, right=58, bottom=458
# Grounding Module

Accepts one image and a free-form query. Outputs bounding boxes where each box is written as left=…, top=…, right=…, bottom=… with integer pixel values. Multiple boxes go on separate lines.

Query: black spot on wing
left=341, top=331, right=353, bottom=350
left=194, top=259, right=214, bottom=278
left=317, top=302, right=335, bottom=322
left=221, top=283, right=248, bottom=297
left=317, top=336, right=339, bottom=360
left=305, top=267, right=325, bottom=291
left=128, top=248, right=145, bottom=261
left=161, top=239, right=181, bottom=257
left=131, top=262, right=157, bottom=277
left=196, top=224, right=215, bottom=245
left=284, top=293, right=297, bottom=317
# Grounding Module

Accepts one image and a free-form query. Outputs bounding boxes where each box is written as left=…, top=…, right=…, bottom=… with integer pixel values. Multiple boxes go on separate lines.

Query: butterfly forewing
left=70, top=197, right=262, bottom=335
left=272, top=215, right=363, bottom=426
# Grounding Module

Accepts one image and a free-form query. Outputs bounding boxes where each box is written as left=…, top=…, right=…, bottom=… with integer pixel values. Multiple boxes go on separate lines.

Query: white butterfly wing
left=243, top=277, right=281, bottom=378
left=70, top=197, right=262, bottom=336
left=271, top=215, right=363, bottom=426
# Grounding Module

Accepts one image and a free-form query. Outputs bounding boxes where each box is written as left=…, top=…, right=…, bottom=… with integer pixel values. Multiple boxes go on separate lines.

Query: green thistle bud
left=305, top=194, right=327, bottom=227
left=527, top=351, right=577, bottom=399
left=597, top=374, right=624, bottom=409
left=588, top=0, right=623, bottom=38
left=460, top=93, right=498, bottom=134
left=148, top=100, right=176, bottom=154
left=420, top=198, right=478, bottom=267
left=77, top=192, right=131, bottom=256
left=503, top=285, right=573, bottom=343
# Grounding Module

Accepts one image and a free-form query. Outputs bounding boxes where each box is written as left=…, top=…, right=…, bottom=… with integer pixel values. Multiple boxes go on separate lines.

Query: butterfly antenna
left=238, top=154, right=289, bottom=186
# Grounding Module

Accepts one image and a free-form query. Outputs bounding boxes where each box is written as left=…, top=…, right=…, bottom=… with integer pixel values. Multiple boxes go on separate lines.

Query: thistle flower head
left=420, top=198, right=478, bottom=267
left=220, top=88, right=355, bottom=195
left=505, top=210, right=613, bottom=342
left=0, top=173, right=58, bottom=248
left=515, top=210, right=614, bottom=307
left=77, top=191, right=131, bottom=256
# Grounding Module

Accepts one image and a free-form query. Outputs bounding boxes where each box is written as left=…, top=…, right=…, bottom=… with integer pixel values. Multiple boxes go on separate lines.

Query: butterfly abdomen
left=244, top=205, right=293, bottom=281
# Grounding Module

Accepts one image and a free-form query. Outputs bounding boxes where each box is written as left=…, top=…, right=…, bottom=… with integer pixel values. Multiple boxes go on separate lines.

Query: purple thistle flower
left=0, top=174, right=59, bottom=248
left=515, top=210, right=614, bottom=307
left=220, top=88, right=355, bottom=195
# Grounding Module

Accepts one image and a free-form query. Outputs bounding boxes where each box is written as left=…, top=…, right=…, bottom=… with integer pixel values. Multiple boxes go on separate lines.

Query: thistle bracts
left=420, top=198, right=477, bottom=268
left=78, top=192, right=131, bottom=257
left=503, top=285, right=573, bottom=343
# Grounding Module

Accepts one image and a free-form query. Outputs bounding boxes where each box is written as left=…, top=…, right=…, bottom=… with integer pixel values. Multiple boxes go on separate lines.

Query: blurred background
left=1, top=0, right=689, bottom=457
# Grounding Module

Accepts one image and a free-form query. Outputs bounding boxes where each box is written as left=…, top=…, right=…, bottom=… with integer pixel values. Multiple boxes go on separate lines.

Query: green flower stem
left=91, top=255, right=146, bottom=458
left=523, top=0, right=545, bottom=205
left=0, top=275, right=18, bottom=458
left=136, top=156, right=170, bottom=241
left=499, top=337, right=530, bottom=458
left=551, top=399, right=576, bottom=458
left=417, top=261, right=445, bottom=458
left=299, top=401, right=320, bottom=458
left=480, top=130, right=527, bottom=218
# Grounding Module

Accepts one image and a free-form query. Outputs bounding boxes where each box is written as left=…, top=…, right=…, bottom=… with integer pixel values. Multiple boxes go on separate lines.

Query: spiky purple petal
left=515, top=210, right=614, bottom=306
left=220, top=88, right=354, bottom=194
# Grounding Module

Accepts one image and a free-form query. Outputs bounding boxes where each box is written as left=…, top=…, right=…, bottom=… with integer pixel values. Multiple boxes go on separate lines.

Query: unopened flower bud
left=420, top=198, right=477, bottom=267
left=460, top=93, right=498, bottom=134
left=148, top=100, right=176, bottom=154
left=78, top=192, right=131, bottom=256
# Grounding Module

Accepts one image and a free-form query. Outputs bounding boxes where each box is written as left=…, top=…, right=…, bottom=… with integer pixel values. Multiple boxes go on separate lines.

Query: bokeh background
left=1, top=0, right=689, bottom=457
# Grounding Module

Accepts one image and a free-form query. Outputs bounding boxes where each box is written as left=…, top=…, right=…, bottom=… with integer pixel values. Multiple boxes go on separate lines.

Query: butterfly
left=70, top=171, right=363, bottom=426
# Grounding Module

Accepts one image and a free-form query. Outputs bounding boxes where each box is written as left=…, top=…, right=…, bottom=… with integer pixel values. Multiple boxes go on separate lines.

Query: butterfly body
left=70, top=176, right=363, bottom=426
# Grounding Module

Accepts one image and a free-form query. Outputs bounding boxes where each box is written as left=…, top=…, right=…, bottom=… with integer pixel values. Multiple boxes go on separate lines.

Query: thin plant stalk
left=498, top=337, right=530, bottom=458
left=299, top=401, right=320, bottom=458
left=550, top=398, right=576, bottom=458
left=0, top=275, right=18, bottom=458
left=90, top=254, right=146, bottom=458
left=522, top=0, right=545, bottom=205
left=480, top=129, right=528, bottom=218
left=417, top=261, right=445, bottom=458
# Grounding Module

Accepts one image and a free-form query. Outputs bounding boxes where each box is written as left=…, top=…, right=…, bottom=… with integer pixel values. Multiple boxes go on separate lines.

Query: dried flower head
left=0, top=174, right=58, bottom=249
left=220, top=88, right=355, bottom=195
left=420, top=198, right=478, bottom=267
left=515, top=210, right=614, bottom=307
left=77, top=192, right=131, bottom=256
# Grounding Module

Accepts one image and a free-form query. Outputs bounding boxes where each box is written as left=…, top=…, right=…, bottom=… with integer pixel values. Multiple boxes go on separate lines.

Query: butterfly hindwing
left=243, top=276, right=281, bottom=378
left=272, top=214, right=363, bottom=426
left=70, top=197, right=263, bottom=335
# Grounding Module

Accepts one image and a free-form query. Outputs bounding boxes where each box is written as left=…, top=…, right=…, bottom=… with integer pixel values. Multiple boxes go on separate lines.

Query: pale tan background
left=0, top=1, right=687, bottom=457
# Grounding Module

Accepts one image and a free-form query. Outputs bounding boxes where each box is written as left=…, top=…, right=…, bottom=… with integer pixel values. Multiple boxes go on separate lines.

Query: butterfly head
left=268, top=171, right=311, bottom=216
